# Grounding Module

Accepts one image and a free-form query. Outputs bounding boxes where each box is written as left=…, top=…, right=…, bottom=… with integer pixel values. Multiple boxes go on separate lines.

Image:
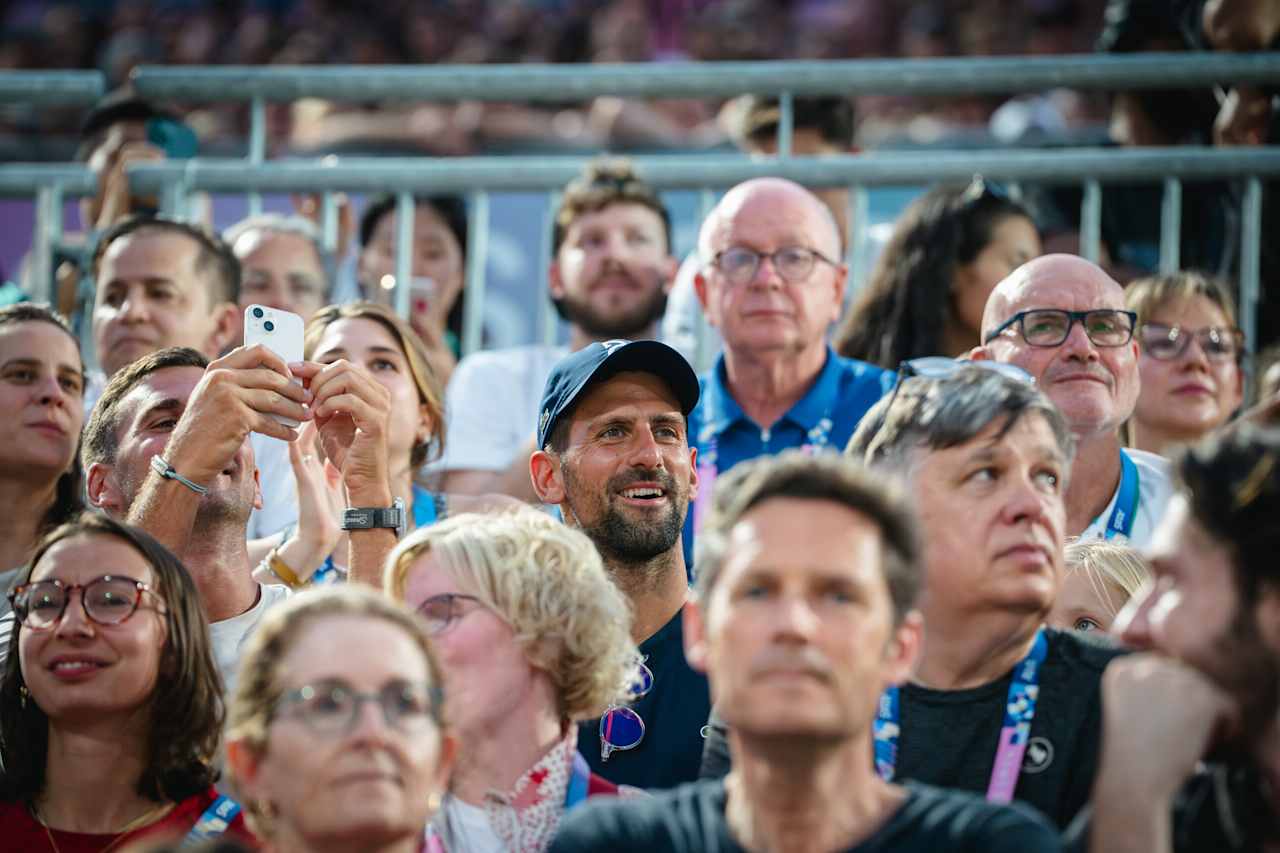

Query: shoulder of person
left=549, top=778, right=724, bottom=852
left=1045, top=626, right=1129, bottom=676
left=831, top=354, right=895, bottom=390
left=451, top=344, right=561, bottom=383
left=1125, top=448, right=1174, bottom=482
left=896, top=782, right=1063, bottom=852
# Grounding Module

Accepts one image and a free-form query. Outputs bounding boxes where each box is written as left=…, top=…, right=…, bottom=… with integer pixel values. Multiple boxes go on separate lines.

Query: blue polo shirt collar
left=700, top=346, right=842, bottom=438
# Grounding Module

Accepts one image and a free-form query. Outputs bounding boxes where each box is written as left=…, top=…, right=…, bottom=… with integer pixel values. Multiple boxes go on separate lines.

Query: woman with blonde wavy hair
left=385, top=507, right=641, bottom=853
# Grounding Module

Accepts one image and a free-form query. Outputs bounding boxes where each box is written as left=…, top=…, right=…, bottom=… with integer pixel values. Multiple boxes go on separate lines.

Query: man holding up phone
left=89, top=214, right=301, bottom=543
left=76, top=342, right=400, bottom=687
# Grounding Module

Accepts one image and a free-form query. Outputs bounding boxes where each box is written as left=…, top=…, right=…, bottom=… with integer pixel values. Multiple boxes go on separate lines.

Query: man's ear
left=687, top=445, right=699, bottom=503
left=884, top=610, right=924, bottom=686
left=968, top=345, right=992, bottom=362
left=829, top=263, right=849, bottom=325
left=252, top=465, right=263, bottom=512
left=683, top=595, right=709, bottom=675
left=694, top=270, right=718, bottom=328
left=86, top=462, right=124, bottom=515
left=207, top=302, right=242, bottom=359
left=529, top=449, right=566, bottom=505
left=548, top=259, right=565, bottom=302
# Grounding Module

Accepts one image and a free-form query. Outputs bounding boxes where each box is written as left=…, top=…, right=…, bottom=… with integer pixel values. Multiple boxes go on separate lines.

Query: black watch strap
left=341, top=496, right=406, bottom=538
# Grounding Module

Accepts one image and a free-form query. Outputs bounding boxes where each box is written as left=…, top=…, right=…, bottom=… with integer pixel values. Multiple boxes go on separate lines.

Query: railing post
left=539, top=190, right=561, bottom=347
left=394, top=192, right=414, bottom=320
left=247, top=95, right=266, bottom=216
left=32, top=185, right=63, bottom=305
left=1158, top=177, right=1182, bottom=274
left=1080, top=180, right=1102, bottom=264
left=462, top=191, right=490, bottom=357
left=847, top=185, right=870, bottom=297
left=1240, top=176, right=1262, bottom=391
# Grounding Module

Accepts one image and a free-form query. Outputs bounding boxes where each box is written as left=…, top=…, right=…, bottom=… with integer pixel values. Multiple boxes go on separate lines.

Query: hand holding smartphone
left=244, top=304, right=306, bottom=429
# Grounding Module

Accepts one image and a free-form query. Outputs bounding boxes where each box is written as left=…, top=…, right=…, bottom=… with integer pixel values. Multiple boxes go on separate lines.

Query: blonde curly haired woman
left=385, top=507, right=642, bottom=853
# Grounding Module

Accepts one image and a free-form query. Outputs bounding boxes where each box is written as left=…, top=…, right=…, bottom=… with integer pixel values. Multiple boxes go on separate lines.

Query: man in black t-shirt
left=530, top=339, right=709, bottom=789
left=702, top=367, right=1121, bottom=827
left=1074, top=428, right=1280, bottom=852
left=551, top=452, right=1061, bottom=852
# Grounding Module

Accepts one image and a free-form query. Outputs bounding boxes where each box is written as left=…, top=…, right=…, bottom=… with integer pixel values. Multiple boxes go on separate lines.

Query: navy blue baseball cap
left=537, top=339, right=701, bottom=449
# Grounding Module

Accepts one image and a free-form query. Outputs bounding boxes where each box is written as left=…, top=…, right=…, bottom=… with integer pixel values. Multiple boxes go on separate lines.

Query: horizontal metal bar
left=0, top=165, right=97, bottom=196
left=130, top=53, right=1280, bottom=103
left=0, top=71, right=105, bottom=105
left=125, top=148, right=1280, bottom=194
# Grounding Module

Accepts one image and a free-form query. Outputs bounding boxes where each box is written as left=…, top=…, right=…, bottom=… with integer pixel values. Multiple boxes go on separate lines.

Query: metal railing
left=4, top=54, right=1278, bottom=359
left=0, top=71, right=104, bottom=105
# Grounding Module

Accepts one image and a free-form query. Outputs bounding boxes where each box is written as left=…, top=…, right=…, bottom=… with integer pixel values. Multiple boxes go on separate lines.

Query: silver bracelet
left=149, top=454, right=209, bottom=495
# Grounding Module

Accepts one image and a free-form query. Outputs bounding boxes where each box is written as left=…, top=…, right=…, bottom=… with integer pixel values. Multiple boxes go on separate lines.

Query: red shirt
left=0, top=787, right=255, bottom=852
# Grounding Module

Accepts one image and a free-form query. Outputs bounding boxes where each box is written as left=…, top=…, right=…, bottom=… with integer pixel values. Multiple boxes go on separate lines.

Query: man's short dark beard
left=561, top=462, right=686, bottom=574
left=1205, top=606, right=1280, bottom=745
left=555, top=278, right=668, bottom=340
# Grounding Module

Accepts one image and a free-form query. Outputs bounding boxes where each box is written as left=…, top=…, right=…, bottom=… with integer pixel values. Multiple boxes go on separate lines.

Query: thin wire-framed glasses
left=1138, top=323, right=1244, bottom=363
left=273, top=678, right=443, bottom=735
left=710, top=246, right=839, bottom=287
left=984, top=309, right=1137, bottom=348
left=8, top=576, right=162, bottom=631
left=599, top=658, right=655, bottom=762
left=416, top=592, right=484, bottom=635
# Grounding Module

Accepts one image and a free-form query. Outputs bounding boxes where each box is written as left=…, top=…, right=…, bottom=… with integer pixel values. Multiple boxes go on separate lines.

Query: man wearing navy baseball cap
left=531, top=339, right=711, bottom=791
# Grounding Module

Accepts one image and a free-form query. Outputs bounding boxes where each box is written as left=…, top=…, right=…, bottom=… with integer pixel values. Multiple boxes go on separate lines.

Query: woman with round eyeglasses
left=1125, top=271, right=1245, bottom=457
left=384, top=508, right=641, bottom=852
left=0, top=513, right=253, bottom=850
left=225, top=585, right=453, bottom=853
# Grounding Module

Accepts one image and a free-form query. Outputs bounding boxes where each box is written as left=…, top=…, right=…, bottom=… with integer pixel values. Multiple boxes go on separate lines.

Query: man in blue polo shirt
left=684, top=177, right=893, bottom=566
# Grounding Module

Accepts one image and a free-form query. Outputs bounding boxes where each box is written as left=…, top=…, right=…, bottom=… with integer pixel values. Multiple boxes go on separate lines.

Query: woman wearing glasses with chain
left=225, top=584, right=453, bottom=853
left=0, top=513, right=252, bottom=851
left=1125, top=271, right=1246, bottom=457
left=385, top=508, right=641, bottom=853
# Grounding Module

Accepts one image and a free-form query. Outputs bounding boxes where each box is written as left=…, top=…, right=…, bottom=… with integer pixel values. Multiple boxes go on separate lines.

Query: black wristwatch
left=341, top=496, right=406, bottom=539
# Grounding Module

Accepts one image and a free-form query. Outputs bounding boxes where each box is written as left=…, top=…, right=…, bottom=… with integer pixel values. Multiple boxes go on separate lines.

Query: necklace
left=32, top=799, right=176, bottom=853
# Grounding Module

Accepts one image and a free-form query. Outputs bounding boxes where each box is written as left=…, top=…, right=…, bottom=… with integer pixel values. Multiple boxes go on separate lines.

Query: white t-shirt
left=1078, top=448, right=1174, bottom=550
left=439, top=344, right=569, bottom=473
left=247, top=433, right=298, bottom=540
left=210, top=582, right=291, bottom=693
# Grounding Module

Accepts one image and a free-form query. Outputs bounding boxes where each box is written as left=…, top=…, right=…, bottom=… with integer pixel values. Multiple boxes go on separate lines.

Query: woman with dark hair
left=0, top=513, right=252, bottom=849
left=254, top=302, right=514, bottom=588
left=835, top=180, right=1041, bottom=369
left=0, top=303, right=85, bottom=617
left=356, top=194, right=468, bottom=384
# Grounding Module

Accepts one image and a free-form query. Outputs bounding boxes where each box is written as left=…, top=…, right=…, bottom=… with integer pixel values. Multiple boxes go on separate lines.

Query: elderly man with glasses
left=683, top=177, right=894, bottom=567
left=973, top=253, right=1174, bottom=548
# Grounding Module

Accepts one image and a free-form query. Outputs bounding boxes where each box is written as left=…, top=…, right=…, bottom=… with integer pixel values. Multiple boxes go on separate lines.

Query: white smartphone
left=243, top=304, right=305, bottom=429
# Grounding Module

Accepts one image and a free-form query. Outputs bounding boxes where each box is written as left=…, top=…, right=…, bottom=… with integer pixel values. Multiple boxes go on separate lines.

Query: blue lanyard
left=182, top=794, right=240, bottom=843
left=564, top=751, right=591, bottom=809
left=693, top=413, right=835, bottom=533
left=1103, top=450, right=1141, bottom=540
left=412, top=484, right=438, bottom=528
left=874, top=629, right=1049, bottom=803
